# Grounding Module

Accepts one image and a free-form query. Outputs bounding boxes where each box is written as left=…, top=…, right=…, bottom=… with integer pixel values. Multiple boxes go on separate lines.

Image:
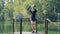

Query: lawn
left=0, top=21, right=60, bottom=34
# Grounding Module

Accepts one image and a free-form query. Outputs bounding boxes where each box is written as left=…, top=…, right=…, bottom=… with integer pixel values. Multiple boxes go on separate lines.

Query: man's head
left=31, top=4, right=36, bottom=8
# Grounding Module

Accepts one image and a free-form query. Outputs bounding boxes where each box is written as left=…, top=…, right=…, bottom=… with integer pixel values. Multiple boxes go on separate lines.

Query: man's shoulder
left=35, top=9, right=37, bottom=12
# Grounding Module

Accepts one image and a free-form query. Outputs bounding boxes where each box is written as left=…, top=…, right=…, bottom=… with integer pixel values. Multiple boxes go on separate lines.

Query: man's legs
left=31, top=21, right=36, bottom=33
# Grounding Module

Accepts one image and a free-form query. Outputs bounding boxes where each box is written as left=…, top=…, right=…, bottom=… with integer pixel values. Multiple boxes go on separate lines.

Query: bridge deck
left=11, top=32, right=43, bottom=34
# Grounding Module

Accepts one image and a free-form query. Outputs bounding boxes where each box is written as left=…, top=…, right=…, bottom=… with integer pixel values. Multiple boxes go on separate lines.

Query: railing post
left=13, top=19, right=14, bottom=34
left=45, top=19, right=48, bottom=34
left=20, top=18, right=22, bottom=34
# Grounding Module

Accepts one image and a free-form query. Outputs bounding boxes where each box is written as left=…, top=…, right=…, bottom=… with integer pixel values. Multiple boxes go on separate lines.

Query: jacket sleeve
left=27, top=6, right=31, bottom=11
left=27, top=6, right=33, bottom=14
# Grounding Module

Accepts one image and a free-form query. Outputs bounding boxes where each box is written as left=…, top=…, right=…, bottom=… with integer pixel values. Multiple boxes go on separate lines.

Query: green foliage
left=0, top=0, right=60, bottom=21
left=0, top=0, right=4, bottom=11
left=0, top=0, right=60, bottom=34
left=0, top=0, right=4, bottom=14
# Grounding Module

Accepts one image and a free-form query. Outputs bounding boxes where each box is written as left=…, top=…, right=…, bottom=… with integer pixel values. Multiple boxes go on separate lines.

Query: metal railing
left=12, top=18, right=60, bottom=34
left=12, top=18, right=37, bottom=34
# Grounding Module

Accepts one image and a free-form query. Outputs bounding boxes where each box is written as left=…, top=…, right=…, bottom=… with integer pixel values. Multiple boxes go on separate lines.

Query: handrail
left=12, top=18, right=59, bottom=34
left=12, top=18, right=37, bottom=34
left=45, top=18, right=60, bottom=34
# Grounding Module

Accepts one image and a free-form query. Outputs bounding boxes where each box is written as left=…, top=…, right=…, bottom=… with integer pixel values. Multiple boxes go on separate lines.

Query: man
left=27, top=4, right=37, bottom=33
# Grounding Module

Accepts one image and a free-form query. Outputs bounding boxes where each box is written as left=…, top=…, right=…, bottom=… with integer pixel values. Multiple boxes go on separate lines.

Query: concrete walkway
left=11, top=32, right=44, bottom=34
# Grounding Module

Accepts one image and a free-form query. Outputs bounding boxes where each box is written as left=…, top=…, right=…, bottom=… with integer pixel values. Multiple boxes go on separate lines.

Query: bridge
left=11, top=32, right=43, bottom=34
left=11, top=18, right=60, bottom=34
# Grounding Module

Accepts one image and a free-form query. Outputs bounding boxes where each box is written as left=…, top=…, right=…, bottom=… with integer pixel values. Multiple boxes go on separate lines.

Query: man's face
left=31, top=4, right=35, bottom=8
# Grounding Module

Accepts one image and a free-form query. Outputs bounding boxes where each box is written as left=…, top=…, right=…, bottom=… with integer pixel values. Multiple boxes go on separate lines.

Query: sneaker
left=34, top=30, right=37, bottom=33
left=32, top=31, right=34, bottom=33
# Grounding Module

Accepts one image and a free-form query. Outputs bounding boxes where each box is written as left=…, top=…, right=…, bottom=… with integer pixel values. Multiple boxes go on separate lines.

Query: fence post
left=45, top=19, right=48, bottom=34
left=13, top=19, right=14, bottom=34
left=20, top=18, right=22, bottom=34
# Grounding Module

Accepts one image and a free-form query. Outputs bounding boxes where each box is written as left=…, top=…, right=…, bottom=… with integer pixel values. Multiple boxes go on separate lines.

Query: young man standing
left=27, top=4, right=37, bottom=33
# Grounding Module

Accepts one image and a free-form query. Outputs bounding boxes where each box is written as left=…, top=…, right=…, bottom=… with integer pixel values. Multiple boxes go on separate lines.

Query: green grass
left=0, top=21, right=60, bottom=34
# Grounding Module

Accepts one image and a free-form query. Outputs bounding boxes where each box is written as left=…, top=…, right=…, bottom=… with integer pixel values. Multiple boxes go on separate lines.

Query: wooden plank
left=11, top=32, right=43, bottom=34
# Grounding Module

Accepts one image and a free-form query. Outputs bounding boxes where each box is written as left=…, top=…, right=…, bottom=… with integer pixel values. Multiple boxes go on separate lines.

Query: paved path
left=11, top=32, right=44, bottom=34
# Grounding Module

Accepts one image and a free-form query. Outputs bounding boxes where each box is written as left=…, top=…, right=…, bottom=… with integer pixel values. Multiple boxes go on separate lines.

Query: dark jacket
left=27, top=6, right=37, bottom=21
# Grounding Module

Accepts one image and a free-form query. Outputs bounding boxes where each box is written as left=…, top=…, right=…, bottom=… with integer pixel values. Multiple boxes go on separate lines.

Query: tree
left=0, top=0, right=5, bottom=32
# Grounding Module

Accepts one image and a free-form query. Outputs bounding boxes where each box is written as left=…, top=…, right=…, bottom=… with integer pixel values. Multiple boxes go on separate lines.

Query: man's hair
left=31, top=4, right=36, bottom=7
